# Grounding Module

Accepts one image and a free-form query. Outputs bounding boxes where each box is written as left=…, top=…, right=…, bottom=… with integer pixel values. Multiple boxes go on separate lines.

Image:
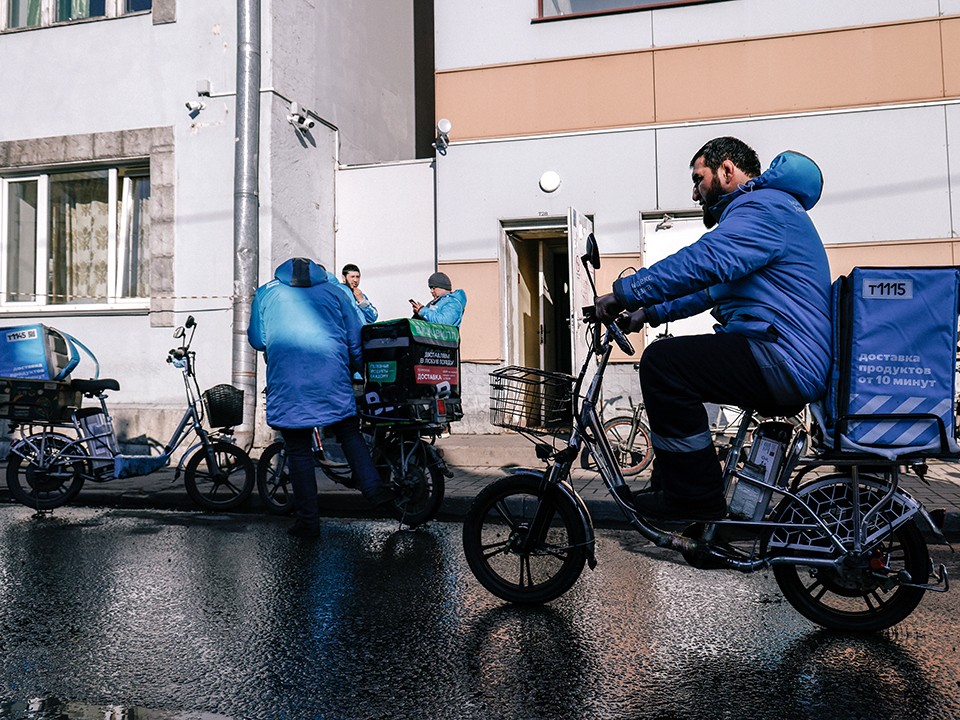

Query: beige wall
left=825, top=238, right=960, bottom=279
left=438, top=259, right=501, bottom=363
left=436, top=16, right=960, bottom=141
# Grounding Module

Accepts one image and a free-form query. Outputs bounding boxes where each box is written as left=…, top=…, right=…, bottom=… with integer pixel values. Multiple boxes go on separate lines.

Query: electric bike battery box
left=360, top=318, right=462, bottom=424
left=818, top=267, right=960, bottom=457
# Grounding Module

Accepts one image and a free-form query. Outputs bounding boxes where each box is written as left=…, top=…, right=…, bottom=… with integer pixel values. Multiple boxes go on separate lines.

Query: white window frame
left=0, top=165, right=150, bottom=313
left=1, top=0, right=150, bottom=31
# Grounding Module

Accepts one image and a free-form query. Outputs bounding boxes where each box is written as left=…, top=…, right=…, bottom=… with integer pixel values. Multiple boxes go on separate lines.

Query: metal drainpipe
left=232, top=0, right=261, bottom=451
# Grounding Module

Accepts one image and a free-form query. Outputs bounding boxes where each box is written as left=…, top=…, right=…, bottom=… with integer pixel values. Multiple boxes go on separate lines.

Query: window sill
left=0, top=302, right=150, bottom=318
left=1, top=10, right=151, bottom=34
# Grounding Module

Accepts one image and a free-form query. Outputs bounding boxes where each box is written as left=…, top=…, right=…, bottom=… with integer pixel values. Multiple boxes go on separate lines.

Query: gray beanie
left=428, top=271, right=452, bottom=291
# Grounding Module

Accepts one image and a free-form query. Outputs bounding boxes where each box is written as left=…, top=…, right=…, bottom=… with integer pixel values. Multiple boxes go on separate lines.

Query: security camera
left=286, top=112, right=315, bottom=130
left=185, top=100, right=206, bottom=112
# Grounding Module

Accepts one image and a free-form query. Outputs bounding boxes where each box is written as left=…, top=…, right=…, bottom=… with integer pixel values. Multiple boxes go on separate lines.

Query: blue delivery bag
left=818, top=267, right=960, bottom=458
left=0, top=324, right=80, bottom=380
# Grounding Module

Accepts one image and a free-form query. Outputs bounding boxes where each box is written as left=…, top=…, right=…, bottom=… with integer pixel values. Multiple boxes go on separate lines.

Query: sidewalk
left=1, top=433, right=958, bottom=539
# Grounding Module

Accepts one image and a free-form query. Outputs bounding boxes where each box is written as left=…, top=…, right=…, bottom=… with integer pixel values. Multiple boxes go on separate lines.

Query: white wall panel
left=653, top=107, right=952, bottom=245
left=435, top=131, right=658, bottom=260
left=947, top=103, right=960, bottom=242
left=336, top=161, right=437, bottom=322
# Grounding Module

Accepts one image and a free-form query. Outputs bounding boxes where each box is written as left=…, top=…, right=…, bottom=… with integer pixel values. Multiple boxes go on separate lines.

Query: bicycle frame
left=529, top=318, right=946, bottom=581
left=9, top=318, right=224, bottom=481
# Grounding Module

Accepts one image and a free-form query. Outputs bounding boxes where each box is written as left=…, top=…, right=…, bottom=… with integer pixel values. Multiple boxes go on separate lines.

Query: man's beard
left=700, top=175, right=723, bottom=228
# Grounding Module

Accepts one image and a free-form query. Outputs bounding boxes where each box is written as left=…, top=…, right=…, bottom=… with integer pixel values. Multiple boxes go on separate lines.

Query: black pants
left=280, top=415, right=381, bottom=527
left=640, top=333, right=782, bottom=505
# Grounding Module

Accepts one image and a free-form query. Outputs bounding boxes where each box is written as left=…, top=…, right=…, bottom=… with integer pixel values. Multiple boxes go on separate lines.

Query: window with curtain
left=7, top=0, right=41, bottom=27
left=4, top=0, right=153, bottom=30
left=1, top=165, right=151, bottom=307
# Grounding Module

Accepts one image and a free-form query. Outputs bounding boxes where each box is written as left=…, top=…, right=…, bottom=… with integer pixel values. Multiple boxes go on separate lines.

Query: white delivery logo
left=6, top=328, right=38, bottom=343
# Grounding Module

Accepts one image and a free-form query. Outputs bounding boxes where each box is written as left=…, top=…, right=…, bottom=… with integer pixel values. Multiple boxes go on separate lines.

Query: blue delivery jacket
left=418, top=289, right=467, bottom=327
left=613, top=151, right=832, bottom=404
left=248, top=259, right=363, bottom=429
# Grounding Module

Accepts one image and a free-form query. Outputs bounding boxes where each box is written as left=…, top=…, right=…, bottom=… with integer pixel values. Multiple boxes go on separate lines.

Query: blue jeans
left=280, top=415, right=382, bottom=527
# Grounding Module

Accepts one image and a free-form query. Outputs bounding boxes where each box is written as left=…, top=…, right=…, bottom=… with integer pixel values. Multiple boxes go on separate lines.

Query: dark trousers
left=640, top=333, right=780, bottom=505
left=280, top=414, right=381, bottom=527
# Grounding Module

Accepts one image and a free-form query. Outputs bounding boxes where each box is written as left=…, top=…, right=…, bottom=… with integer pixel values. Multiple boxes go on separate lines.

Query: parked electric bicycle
left=5, top=316, right=255, bottom=511
left=256, top=411, right=448, bottom=528
left=463, top=235, right=949, bottom=632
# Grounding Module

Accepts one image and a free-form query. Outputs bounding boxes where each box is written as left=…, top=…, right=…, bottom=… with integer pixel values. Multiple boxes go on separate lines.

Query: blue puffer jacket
left=418, top=289, right=467, bottom=327
left=248, top=259, right=362, bottom=429
left=613, top=151, right=832, bottom=404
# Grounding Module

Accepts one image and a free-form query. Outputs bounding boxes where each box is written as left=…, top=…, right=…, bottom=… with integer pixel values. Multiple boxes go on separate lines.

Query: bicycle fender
left=423, top=442, right=453, bottom=478
left=506, top=469, right=597, bottom=568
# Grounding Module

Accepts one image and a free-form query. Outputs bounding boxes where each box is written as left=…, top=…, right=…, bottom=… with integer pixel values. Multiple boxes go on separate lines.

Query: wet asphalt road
left=0, top=505, right=958, bottom=720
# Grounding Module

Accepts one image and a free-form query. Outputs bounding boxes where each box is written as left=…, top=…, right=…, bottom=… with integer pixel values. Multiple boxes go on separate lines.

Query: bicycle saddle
left=70, top=378, right=121, bottom=394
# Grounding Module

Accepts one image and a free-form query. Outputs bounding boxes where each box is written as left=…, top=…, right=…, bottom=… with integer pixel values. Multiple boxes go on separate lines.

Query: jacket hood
left=445, top=289, right=467, bottom=305
left=745, top=151, right=823, bottom=210
left=274, top=258, right=330, bottom=288
left=709, top=150, right=824, bottom=219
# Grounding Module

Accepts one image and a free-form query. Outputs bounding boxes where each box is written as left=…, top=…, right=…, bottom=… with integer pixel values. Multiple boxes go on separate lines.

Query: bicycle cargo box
left=0, top=377, right=81, bottom=423
left=0, top=324, right=79, bottom=381
left=361, top=318, right=462, bottom=423
left=817, top=267, right=960, bottom=457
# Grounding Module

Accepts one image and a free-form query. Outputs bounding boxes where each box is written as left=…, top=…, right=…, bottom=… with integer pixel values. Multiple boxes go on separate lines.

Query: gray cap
left=428, top=271, right=452, bottom=291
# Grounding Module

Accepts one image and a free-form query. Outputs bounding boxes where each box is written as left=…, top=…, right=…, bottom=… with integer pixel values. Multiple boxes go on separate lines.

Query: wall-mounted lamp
left=287, top=101, right=316, bottom=131
left=539, top=170, right=561, bottom=193
left=435, top=118, right=452, bottom=155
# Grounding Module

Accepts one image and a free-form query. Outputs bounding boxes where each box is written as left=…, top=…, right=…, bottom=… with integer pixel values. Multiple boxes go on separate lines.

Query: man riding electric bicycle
left=595, top=136, right=832, bottom=522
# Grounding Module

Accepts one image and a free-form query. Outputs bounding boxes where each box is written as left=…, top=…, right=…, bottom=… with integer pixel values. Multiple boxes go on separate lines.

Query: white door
left=567, top=208, right=594, bottom=373
left=640, top=213, right=714, bottom=346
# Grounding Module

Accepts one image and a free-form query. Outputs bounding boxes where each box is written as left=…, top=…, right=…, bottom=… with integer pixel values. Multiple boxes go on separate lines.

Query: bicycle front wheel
left=184, top=442, right=255, bottom=511
left=462, top=473, right=587, bottom=604
left=255, top=441, right=294, bottom=515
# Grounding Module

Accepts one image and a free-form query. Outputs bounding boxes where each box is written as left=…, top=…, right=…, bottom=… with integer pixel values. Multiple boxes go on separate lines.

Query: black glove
left=594, top=293, right=624, bottom=322
left=615, top=308, right=647, bottom=334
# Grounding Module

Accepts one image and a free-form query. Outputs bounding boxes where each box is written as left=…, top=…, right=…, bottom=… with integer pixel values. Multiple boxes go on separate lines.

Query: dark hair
left=690, top=137, right=761, bottom=178
left=341, top=263, right=360, bottom=276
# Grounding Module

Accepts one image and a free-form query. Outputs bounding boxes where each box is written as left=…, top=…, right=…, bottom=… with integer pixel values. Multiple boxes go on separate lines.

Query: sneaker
left=632, top=490, right=726, bottom=522
left=287, top=522, right=322, bottom=538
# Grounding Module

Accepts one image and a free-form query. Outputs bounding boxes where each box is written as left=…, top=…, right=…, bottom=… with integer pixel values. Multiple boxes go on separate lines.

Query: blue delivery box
left=0, top=324, right=79, bottom=381
left=818, top=267, right=960, bottom=458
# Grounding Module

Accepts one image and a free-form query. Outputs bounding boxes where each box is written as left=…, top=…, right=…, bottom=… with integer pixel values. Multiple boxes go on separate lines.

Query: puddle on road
left=0, top=696, right=233, bottom=720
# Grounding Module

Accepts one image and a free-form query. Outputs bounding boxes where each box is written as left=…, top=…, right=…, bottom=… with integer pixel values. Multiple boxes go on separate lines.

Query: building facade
left=342, top=0, right=960, bottom=432
left=0, top=0, right=428, bottom=447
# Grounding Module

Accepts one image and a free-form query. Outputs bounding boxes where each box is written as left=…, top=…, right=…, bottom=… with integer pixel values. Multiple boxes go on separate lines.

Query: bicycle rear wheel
left=766, top=475, right=929, bottom=632
left=6, top=433, right=86, bottom=510
left=184, top=442, right=255, bottom=511
left=374, top=432, right=445, bottom=527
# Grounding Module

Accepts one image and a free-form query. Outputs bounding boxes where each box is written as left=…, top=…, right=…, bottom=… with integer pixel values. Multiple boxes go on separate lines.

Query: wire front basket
left=203, top=384, right=244, bottom=428
left=489, top=366, right=574, bottom=435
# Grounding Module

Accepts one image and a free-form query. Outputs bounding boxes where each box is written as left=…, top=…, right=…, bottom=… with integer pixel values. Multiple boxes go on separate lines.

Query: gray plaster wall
left=436, top=0, right=948, bottom=70
left=0, top=1, right=419, bottom=447
left=267, top=0, right=417, bottom=166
